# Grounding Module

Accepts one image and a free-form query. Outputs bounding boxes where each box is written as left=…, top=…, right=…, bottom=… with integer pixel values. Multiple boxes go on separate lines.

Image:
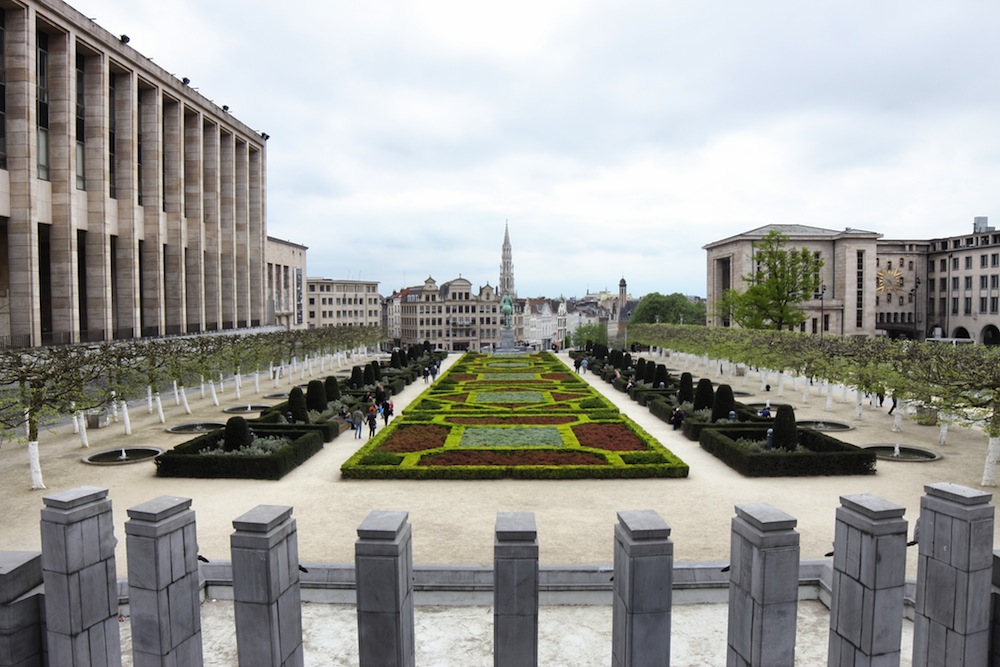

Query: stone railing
left=0, top=482, right=995, bottom=666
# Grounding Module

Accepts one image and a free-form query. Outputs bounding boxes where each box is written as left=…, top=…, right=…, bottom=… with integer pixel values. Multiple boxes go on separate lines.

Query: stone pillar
left=727, top=503, right=799, bottom=667
left=494, top=512, right=538, bottom=667
left=827, top=494, right=907, bottom=667
left=355, top=510, right=414, bottom=667
left=230, top=505, right=303, bottom=667
left=40, top=486, right=121, bottom=667
left=0, top=552, right=44, bottom=667
left=125, top=496, right=203, bottom=667
left=912, top=482, right=994, bottom=667
left=612, top=510, right=673, bottom=667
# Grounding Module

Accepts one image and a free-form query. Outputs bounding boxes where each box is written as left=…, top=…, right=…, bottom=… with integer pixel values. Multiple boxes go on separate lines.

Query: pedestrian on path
left=366, top=410, right=378, bottom=438
left=352, top=408, right=364, bottom=439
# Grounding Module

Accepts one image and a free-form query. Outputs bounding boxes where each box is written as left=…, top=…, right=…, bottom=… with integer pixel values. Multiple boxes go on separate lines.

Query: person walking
left=381, top=399, right=393, bottom=426
left=352, top=407, right=364, bottom=439
left=366, top=409, right=378, bottom=438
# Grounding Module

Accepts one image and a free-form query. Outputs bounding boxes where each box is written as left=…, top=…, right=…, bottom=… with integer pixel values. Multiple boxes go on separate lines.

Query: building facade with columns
left=0, top=0, right=268, bottom=346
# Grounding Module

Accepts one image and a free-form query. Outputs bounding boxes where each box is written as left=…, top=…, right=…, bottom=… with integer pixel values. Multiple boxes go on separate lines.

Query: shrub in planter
left=370, top=360, right=382, bottom=382
left=306, top=380, right=327, bottom=412
left=773, top=404, right=797, bottom=451
left=363, top=364, right=376, bottom=386
left=693, top=378, right=714, bottom=411
left=324, top=375, right=341, bottom=401
left=635, top=358, right=647, bottom=380
left=390, top=350, right=402, bottom=369
left=678, top=372, right=694, bottom=403
left=288, top=386, right=310, bottom=423
left=711, top=384, right=736, bottom=423
left=349, top=365, right=365, bottom=389
left=223, top=416, right=253, bottom=452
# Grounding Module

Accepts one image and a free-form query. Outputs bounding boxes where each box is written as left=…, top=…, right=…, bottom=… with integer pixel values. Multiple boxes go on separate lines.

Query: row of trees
left=628, top=323, right=1000, bottom=486
left=2, top=325, right=384, bottom=489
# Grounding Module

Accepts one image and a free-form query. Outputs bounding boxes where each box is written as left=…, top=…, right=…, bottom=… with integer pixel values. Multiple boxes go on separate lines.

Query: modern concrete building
left=265, top=237, right=307, bottom=330
left=305, top=277, right=381, bottom=330
left=0, top=0, right=268, bottom=347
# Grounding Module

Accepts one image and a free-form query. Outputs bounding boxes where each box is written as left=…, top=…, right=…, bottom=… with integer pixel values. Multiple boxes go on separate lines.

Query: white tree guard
left=78, top=417, right=89, bottom=448
left=28, top=441, right=45, bottom=489
left=234, top=374, right=242, bottom=400
left=180, top=386, right=192, bottom=414
left=982, top=436, right=1000, bottom=486
left=71, top=411, right=79, bottom=434
left=155, top=394, right=165, bottom=423
left=855, top=393, right=864, bottom=419
left=939, top=422, right=949, bottom=446
left=146, top=386, right=153, bottom=414
left=891, top=410, right=903, bottom=433
left=121, top=400, right=132, bottom=435
left=209, top=382, right=219, bottom=406
left=173, top=380, right=181, bottom=405
left=254, top=370, right=260, bottom=394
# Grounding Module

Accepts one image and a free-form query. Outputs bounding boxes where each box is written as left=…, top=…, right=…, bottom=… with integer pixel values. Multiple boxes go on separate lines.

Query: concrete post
left=355, top=510, right=414, bottom=667
left=230, top=505, right=303, bottom=667
left=40, top=486, right=121, bottom=667
left=726, top=503, right=799, bottom=667
left=125, top=496, right=203, bottom=667
left=612, top=510, right=673, bottom=667
left=912, top=482, right=994, bottom=667
left=827, top=494, right=907, bottom=667
left=0, top=552, right=44, bottom=667
left=494, top=512, right=538, bottom=667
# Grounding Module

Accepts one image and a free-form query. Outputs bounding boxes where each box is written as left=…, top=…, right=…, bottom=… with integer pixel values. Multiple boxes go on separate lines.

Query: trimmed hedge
left=156, top=428, right=324, bottom=479
left=698, top=426, right=876, bottom=477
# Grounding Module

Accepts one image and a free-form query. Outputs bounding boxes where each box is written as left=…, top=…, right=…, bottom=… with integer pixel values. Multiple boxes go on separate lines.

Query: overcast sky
left=74, top=0, right=1000, bottom=299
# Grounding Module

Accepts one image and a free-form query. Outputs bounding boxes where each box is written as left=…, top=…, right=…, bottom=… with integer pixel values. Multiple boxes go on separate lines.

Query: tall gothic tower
left=499, top=223, right=516, bottom=297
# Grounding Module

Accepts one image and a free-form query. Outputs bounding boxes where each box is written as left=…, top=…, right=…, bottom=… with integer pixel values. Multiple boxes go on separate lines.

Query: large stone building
left=265, top=237, right=307, bottom=330
left=704, top=218, right=1000, bottom=344
left=0, top=0, right=268, bottom=346
left=395, top=276, right=501, bottom=352
left=305, top=277, right=381, bottom=330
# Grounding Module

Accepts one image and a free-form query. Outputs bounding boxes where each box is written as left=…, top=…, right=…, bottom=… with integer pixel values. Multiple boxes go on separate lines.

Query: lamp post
left=910, top=277, right=921, bottom=341
left=819, top=284, right=827, bottom=339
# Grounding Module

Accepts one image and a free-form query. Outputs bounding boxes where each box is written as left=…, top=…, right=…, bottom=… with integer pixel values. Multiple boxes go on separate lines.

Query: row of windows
left=308, top=296, right=378, bottom=306
left=930, top=234, right=1000, bottom=252
left=407, top=305, right=500, bottom=315
left=308, top=310, right=378, bottom=319
left=929, top=254, right=1000, bottom=272
left=928, top=296, right=1000, bottom=316
left=308, top=283, right=378, bottom=293
left=878, top=312, right=915, bottom=324
left=933, top=275, right=1000, bottom=291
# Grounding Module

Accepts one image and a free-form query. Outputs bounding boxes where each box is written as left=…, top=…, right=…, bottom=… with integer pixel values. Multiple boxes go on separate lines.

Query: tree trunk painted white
left=180, top=386, right=192, bottom=414
left=982, top=435, right=1000, bottom=486
left=121, top=400, right=132, bottom=435
left=173, top=380, right=181, bottom=405
left=825, top=385, right=834, bottom=411
left=71, top=410, right=79, bottom=434
left=200, top=376, right=206, bottom=400
left=147, top=386, right=153, bottom=413
left=777, top=373, right=785, bottom=396
left=891, top=410, right=903, bottom=433
left=938, top=422, right=949, bottom=446
left=209, top=381, right=219, bottom=406
left=801, top=384, right=810, bottom=403
left=273, top=365, right=280, bottom=388
left=234, top=374, right=242, bottom=400
left=855, top=393, right=864, bottom=419
left=154, top=393, right=165, bottom=423
left=79, top=417, right=89, bottom=448
left=28, top=441, right=45, bottom=489
left=218, top=373, right=225, bottom=394
left=110, top=391, right=119, bottom=422
left=254, top=370, right=260, bottom=394
left=841, top=385, right=849, bottom=402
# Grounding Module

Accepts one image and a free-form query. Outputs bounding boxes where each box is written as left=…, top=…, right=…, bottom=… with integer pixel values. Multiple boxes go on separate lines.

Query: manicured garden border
left=341, top=352, right=688, bottom=480
left=155, top=428, right=324, bottom=480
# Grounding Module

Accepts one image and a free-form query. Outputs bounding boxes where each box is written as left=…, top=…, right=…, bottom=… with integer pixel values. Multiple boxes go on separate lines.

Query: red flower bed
left=449, top=416, right=576, bottom=425
left=572, top=423, right=647, bottom=451
left=440, top=394, right=469, bottom=403
left=449, top=374, right=477, bottom=381
left=552, top=392, right=587, bottom=402
left=542, top=373, right=573, bottom=380
left=379, top=424, right=449, bottom=453
left=418, top=449, right=606, bottom=466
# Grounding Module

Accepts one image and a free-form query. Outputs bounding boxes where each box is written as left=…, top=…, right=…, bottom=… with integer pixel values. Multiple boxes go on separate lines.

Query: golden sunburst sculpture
left=876, top=267, right=904, bottom=295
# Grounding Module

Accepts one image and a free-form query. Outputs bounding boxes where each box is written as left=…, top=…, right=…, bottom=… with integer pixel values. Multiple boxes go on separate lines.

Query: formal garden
left=341, top=352, right=689, bottom=479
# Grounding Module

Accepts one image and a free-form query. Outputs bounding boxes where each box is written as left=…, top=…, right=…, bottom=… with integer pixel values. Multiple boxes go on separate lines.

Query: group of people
left=343, top=382, right=394, bottom=439
left=422, top=361, right=441, bottom=384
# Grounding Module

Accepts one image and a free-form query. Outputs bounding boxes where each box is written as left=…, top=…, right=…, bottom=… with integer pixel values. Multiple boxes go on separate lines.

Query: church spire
left=499, top=222, right=515, bottom=298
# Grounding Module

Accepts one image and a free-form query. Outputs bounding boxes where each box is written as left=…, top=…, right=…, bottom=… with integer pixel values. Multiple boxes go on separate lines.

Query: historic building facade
left=266, top=237, right=307, bottom=330
left=305, top=277, right=381, bottom=330
left=705, top=219, right=1000, bottom=344
left=0, top=1, right=268, bottom=346
left=396, top=276, right=500, bottom=352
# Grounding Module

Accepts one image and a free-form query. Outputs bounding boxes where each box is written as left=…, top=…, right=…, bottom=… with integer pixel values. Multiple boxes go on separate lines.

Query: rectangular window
left=75, top=53, right=85, bottom=189
left=965, top=276, right=973, bottom=290
left=981, top=276, right=989, bottom=289
left=992, top=297, right=999, bottom=314
left=965, top=256, right=973, bottom=270
left=993, top=275, right=1000, bottom=289
left=964, top=297, right=972, bottom=315
left=952, top=298, right=959, bottom=315
left=940, top=259, right=947, bottom=272
left=993, top=253, right=1000, bottom=267
left=982, top=254, right=989, bottom=268
left=108, top=74, right=116, bottom=198
left=952, top=277, right=959, bottom=290
left=953, top=257, right=960, bottom=270
left=36, top=31, right=49, bottom=181
left=981, top=297, right=988, bottom=313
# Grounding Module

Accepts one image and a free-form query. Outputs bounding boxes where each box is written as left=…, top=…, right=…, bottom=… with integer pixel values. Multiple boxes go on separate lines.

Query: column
left=912, top=482, right=994, bottom=667
left=727, top=503, right=799, bottom=667
left=40, top=486, right=121, bottom=667
left=0, top=552, right=44, bottom=667
left=612, top=510, right=673, bottom=667
left=183, top=109, right=203, bottom=332
left=355, top=510, right=414, bottom=667
left=230, top=505, right=303, bottom=667
left=826, top=494, right=906, bottom=667
left=125, top=496, right=203, bottom=667
left=494, top=512, right=538, bottom=667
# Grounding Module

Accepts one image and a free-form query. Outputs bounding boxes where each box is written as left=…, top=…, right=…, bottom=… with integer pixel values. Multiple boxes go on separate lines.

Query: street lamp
left=819, top=284, right=827, bottom=339
left=910, top=277, right=921, bottom=340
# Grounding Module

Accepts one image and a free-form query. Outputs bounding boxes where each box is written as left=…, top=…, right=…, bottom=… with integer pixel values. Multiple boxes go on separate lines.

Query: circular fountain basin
left=797, top=420, right=854, bottom=432
left=264, top=392, right=288, bottom=399
left=223, top=404, right=272, bottom=414
left=864, top=444, right=942, bottom=462
left=166, top=422, right=225, bottom=434
left=731, top=390, right=753, bottom=397
left=83, top=447, right=162, bottom=466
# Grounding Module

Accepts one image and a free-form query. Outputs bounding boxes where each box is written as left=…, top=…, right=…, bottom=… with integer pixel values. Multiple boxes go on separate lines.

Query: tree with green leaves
left=573, top=323, right=608, bottom=347
left=631, top=292, right=706, bottom=326
left=716, top=230, right=822, bottom=330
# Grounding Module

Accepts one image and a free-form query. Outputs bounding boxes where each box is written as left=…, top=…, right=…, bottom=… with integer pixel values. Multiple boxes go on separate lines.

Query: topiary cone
left=288, top=386, right=310, bottom=423
left=773, top=404, right=797, bottom=451
left=223, top=416, right=253, bottom=452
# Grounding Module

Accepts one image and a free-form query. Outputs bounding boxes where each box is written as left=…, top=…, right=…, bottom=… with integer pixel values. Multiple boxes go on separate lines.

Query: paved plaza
left=1, top=349, right=990, bottom=665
